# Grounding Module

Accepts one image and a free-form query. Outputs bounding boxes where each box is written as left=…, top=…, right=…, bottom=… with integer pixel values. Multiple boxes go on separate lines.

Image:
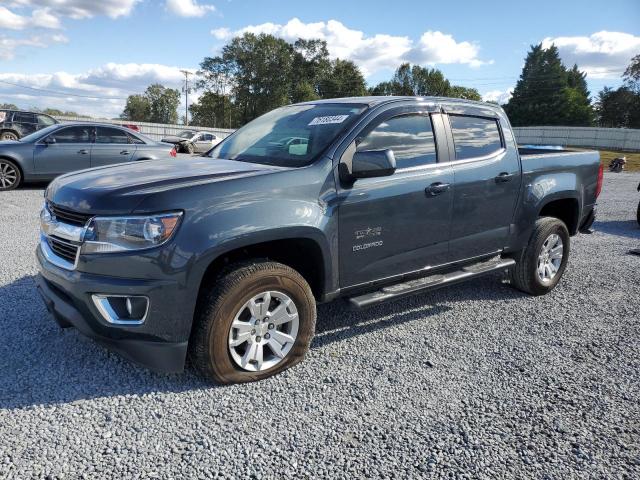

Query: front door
left=338, top=109, right=454, bottom=288
left=445, top=113, right=521, bottom=261
left=91, top=126, right=136, bottom=167
left=33, top=125, right=94, bottom=177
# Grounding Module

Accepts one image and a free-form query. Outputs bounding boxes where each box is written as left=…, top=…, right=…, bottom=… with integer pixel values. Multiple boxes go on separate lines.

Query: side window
left=14, top=112, right=37, bottom=124
left=49, top=126, right=92, bottom=144
left=96, top=127, right=130, bottom=144
left=357, top=114, right=437, bottom=168
left=202, top=134, right=213, bottom=141
left=37, top=115, right=56, bottom=126
left=449, top=115, right=502, bottom=160
left=128, top=133, right=145, bottom=145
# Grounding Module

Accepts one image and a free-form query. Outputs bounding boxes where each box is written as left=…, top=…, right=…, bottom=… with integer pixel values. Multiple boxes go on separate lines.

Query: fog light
left=92, top=294, right=149, bottom=325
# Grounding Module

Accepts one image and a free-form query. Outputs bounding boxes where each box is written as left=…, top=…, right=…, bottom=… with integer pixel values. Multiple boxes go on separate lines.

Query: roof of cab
left=295, top=95, right=492, bottom=108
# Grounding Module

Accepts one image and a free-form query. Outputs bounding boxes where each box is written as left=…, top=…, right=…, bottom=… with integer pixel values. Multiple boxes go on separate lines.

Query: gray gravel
left=1, top=173, right=639, bottom=479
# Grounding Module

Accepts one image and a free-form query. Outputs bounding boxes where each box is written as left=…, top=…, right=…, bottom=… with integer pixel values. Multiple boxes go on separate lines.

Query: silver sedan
left=0, top=123, right=178, bottom=190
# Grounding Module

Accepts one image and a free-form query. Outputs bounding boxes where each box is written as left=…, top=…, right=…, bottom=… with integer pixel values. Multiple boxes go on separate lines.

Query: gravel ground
left=1, top=173, right=639, bottom=479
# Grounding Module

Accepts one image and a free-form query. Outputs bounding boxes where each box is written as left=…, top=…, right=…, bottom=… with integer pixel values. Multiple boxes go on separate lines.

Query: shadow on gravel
left=594, top=220, right=640, bottom=240
left=0, top=272, right=522, bottom=410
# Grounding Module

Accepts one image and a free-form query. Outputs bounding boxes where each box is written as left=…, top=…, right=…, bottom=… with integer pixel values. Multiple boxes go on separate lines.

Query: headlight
left=81, top=212, right=183, bottom=254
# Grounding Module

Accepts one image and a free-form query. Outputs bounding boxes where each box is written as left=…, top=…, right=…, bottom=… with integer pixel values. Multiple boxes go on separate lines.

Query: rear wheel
left=636, top=200, right=640, bottom=226
left=0, top=159, right=21, bottom=191
left=0, top=131, right=18, bottom=141
left=189, top=261, right=316, bottom=384
left=509, top=217, right=570, bottom=296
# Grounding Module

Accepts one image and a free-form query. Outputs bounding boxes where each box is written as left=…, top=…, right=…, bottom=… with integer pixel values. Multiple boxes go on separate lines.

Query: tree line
left=117, top=33, right=640, bottom=129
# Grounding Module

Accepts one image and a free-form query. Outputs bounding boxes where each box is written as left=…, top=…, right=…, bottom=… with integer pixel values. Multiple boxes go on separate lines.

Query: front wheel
left=509, top=217, right=570, bottom=296
left=189, top=261, right=316, bottom=384
left=636, top=200, right=640, bottom=227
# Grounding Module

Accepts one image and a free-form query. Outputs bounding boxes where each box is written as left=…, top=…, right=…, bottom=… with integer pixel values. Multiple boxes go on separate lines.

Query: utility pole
left=180, top=70, right=192, bottom=126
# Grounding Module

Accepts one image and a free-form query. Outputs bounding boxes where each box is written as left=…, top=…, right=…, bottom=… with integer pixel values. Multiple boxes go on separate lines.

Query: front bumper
left=36, top=245, right=190, bottom=374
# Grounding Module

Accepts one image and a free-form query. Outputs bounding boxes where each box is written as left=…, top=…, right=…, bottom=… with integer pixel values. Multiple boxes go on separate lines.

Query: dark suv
left=0, top=110, right=58, bottom=141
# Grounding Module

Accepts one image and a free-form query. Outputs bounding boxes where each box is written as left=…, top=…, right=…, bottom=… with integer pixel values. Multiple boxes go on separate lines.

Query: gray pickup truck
left=36, top=96, right=602, bottom=384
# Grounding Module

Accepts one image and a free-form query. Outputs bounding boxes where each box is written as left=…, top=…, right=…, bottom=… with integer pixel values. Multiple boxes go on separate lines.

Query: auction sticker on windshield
left=308, top=115, right=350, bottom=126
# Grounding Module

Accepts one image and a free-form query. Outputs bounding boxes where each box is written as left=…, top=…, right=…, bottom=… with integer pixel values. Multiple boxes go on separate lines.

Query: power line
left=0, top=79, right=132, bottom=100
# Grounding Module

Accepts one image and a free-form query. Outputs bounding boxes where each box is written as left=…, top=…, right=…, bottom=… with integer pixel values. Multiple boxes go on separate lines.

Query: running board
left=348, top=258, right=515, bottom=309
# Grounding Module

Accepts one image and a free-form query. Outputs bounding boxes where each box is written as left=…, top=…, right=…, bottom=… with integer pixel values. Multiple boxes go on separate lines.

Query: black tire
left=0, top=131, right=19, bottom=141
left=509, top=217, right=570, bottom=296
left=636, top=200, right=640, bottom=227
left=189, top=261, right=316, bottom=384
left=0, top=158, right=22, bottom=191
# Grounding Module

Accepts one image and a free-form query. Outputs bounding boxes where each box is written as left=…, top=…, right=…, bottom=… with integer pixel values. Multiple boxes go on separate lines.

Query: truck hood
left=46, top=158, right=284, bottom=214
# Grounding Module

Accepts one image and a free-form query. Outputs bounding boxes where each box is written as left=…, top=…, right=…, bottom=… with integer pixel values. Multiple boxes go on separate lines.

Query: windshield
left=178, top=130, right=196, bottom=138
left=18, top=124, right=61, bottom=143
left=207, top=103, right=367, bottom=167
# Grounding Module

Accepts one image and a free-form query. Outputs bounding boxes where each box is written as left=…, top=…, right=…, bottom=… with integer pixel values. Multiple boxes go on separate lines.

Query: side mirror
left=351, top=149, right=396, bottom=179
left=43, top=136, right=56, bottom=145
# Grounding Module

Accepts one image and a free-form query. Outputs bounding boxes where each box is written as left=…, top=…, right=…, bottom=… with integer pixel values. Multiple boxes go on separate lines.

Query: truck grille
left=47, top=236, right=80, bottom=264
left=48, top=202, right=93, bottom=227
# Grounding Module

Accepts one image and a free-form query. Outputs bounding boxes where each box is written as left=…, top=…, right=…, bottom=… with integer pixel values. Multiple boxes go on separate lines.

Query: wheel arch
left=537, top=196, right=581, bottom=235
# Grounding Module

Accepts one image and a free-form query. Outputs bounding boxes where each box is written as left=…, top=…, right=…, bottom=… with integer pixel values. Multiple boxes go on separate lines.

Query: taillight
left=170, top=147, right=177, bottom=158
left=595, top=163, right=603, bottom=198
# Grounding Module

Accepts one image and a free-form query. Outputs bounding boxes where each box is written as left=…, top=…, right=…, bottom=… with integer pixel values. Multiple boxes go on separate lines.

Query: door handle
left=77, top=149, right=89, bottom=155
left=120, top=150, right=130, bottom=155
left=495, top=172, right=514, bottom=183
left=425, top=182, right=451, bottom=196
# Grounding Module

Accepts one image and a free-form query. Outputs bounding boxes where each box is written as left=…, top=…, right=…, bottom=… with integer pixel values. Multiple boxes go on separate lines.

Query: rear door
left=444, top=109, right=521, bottom=260
left=91, top=126, right=136, bottom=167
left=33, top=125, right=94, bottom=176
left=13, top=112, right=38, bottom=136
left=193, top=133, right=213, bottom=152
left=337, top=105, right=455, bottom=288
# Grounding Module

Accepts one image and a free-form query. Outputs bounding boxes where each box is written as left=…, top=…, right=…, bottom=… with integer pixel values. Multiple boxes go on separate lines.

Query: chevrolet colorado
left=36, top=97, right=602, bottom=384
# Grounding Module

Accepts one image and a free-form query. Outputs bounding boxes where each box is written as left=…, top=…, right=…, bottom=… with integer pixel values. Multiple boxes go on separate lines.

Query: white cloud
left=0, top=6, right=61, bottom=29
left=8, top=0, right=141, bottom=19
left=211, top=18, right=489, bottom=77
left=0, top=33, right=67, bottom=60
left=482, top=89, right=513, bottom=105
left=542, top=31, right=640, bottom=79
left=0, top=63, right=196, bottom=118
left=166, top=0, right=215, bottom=17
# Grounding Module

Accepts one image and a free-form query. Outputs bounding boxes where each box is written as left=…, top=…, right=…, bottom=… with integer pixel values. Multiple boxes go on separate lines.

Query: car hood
left=161, top=135, right=189, bottom=143
left=46, top=158, right=285, bottom=214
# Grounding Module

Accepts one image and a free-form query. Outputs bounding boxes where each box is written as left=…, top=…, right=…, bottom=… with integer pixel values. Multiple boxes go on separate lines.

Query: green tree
left=120, top=85, right=179, bottom=124
left=319, top=59, right=367, bottom=98
left=596, top=86, right=640, bottom=128
left=623, top=54, right=640, bottom=91
left=121, top=94, right=151, bottom=122
left=0, top=103, right=19, bottom=110
left=145, top=84, right=180, bottom=124
left=189, top=91, right=238, bottom=128
left=504, top=44, right=593, bottom=126
left=368, top=63, right=481, bottom=100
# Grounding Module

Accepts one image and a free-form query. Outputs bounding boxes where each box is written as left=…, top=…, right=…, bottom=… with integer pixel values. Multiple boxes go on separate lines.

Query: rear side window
left=96, top=127, right=130, bottom=144
left=449, top=115, right=502, bottom=160
left=14, top=112, right=37, bottom=124
left=357, top=114, right=437, bottom=168
left=37, top=115, right=56, bottom=126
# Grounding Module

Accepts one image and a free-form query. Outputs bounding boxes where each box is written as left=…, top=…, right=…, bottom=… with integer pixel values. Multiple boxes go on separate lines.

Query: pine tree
left=504, top=44, right=593, bottom=126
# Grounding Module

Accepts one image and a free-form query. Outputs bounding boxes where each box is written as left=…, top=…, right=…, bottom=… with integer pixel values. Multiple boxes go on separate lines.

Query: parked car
left=0, top=122, right=176, bottom=190
left=0, top=109, right=58, bottom=141
left=161, top=129, right=221, bottom=154
left=36, top=97, right=602, bottom=384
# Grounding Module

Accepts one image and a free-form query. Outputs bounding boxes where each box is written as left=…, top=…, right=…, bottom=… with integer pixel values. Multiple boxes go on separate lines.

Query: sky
left=0, top=0, right=638, bottom=119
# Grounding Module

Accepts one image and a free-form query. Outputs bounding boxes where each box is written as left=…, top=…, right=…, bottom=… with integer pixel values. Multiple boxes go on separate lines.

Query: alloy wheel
left=537, top=233, right=563, bottom=284
left=0, top=162, right=18, bottom=189
left=228, top=290, right=299, bottom=372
